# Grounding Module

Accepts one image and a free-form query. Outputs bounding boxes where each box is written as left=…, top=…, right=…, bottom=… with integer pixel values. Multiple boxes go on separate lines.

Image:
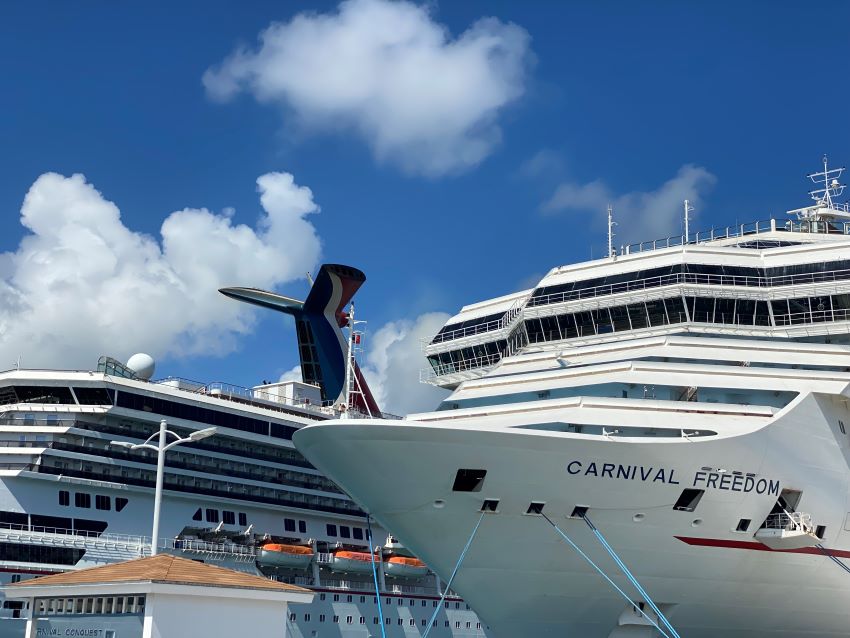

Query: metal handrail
left=529, top=267, right=850, bottom=308
left=429, top=296, right=528, bottom=345
left=425, top=353, right=503, bottom=379
left=760, top=511, right=814, bottom=533
left=623, top=218, right=850, bottom=255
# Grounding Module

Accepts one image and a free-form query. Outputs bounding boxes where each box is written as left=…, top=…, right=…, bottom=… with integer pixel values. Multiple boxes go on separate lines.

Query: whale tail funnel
left=220, top=264, right=381, bottom=417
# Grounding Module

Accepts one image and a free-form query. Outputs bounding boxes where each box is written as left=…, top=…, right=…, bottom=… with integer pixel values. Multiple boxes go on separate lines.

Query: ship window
left=95, top=495, right=110, bottom=511
left=346, top=595, right=352, bottom=602
left=284, top=518, right=296, bottom=532
left=30, top=514, right=72, bottom=533
left=340, top=525, right=351, bottom=538
left=73, top=519, right=107, bottom=536
left=816, top=525, right=827, bottom=539
left=333, top=594, right=339, bottom=602
left=192, top=508, right=202, bottom=521
left=12, top=386, right=74, bottom=405
left=0, top=542, right=84, bottom=565
left=319, top=614, right=325, bottom=622
left=239, top=512, right=248, bottom=526
left=205, top=509, right=219, bottom=523
left=73, top=387, right=114, bottom=405
left=736, top=518, right=751, bottom=532
left=299, top=520, right=307, bottom=533
left=326, top=524, right=338, bottom=537
left=673, top=488, right=704, bottom=512
left=452, top=469, right=487, bottom=492
left=74, top=493, right=91, bottom=509
left=59, top=491, right=69, bottom=507
left=0, top=511, right=28, bottom=528
left=223, top=511, right=235, bottom=525
left=353, top=527, right=363, bottom=540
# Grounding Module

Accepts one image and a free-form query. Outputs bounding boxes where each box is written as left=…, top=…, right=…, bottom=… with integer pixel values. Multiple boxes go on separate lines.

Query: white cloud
left=542, top=165, right=717, bottom=245
left=203, top=0, right=531, bottom=176
left=362, top=312, right=450, bottom=415
left=0, top=171, right=321, bottom=370
left=278, top=365, right=302, bottom=383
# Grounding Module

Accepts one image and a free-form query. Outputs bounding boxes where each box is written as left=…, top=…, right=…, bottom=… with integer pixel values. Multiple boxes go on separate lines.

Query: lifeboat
left=331, top=550, right=378, bottom=574
left=257, top=543, right=314, bottom=569
left=383, top=556, right=429, bottom=578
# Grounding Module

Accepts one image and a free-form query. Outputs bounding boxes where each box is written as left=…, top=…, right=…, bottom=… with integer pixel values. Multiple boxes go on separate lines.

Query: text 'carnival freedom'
left=566, top=461, right=780, bottom=495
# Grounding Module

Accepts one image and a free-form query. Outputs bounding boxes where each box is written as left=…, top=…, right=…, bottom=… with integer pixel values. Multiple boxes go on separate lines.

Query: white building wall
left=145, top=593, right=291, bottom=638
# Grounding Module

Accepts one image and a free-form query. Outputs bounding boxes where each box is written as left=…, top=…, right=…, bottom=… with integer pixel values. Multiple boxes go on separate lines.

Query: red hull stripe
left=675, top=536, right=850, bottom=559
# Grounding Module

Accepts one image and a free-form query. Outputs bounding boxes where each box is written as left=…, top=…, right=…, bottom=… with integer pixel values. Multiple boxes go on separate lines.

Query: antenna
left=684, top=199, right=694, bottom=243
left=305, top=271, right=314, bottom=286
left=607, top=204, right=616, bottom=258
left=341, top=302, right=372, bottom=419
left=807, top=155, right=845, bottom=210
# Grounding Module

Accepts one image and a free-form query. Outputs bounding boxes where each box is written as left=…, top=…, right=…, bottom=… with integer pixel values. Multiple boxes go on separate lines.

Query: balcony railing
left=529, top=267, right=850, bottom=308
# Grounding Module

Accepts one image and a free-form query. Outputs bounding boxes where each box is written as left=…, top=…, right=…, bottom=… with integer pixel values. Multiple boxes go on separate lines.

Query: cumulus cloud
left=278, top=365, right=302, bottom=383
left=203, top=0, right=531, bottom=176
left=361, top=312, right=450, bottom=415
left=0, top=171, right=321, bottom=369
left=542, top=165, right=716, bottom=245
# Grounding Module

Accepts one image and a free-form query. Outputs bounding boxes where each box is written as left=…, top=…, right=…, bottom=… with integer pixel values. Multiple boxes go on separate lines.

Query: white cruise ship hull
left=294, top=392, right=850, bottom=637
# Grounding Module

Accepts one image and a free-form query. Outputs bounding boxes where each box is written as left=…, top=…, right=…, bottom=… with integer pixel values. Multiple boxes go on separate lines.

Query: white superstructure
left=294, top=160, right=850, bottom=637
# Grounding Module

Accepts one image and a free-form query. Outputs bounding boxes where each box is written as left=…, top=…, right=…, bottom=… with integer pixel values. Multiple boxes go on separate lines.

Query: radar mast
left=787, top=156, right=850, bottom=227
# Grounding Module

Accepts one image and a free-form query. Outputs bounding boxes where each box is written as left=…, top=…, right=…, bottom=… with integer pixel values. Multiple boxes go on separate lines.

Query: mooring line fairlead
left=422, top=510, right=486, bottom=638
left=540, top=511, right=674, bottom=638
left=367, top=517, right=388, bottom=638
left=582, top=513, right=681, bottom=638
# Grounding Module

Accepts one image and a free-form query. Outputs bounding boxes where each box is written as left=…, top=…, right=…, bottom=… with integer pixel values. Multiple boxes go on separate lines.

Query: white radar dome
left=126, top=353, right=156, bottom=380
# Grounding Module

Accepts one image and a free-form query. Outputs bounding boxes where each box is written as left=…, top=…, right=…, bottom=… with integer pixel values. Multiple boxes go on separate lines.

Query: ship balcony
left=755, top=511, right=821, bottom=550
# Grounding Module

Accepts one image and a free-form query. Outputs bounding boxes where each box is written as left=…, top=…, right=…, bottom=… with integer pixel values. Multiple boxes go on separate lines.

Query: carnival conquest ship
left=294, top=160, right=850, bottom=637
left=0, top=265, right=489, bottom=638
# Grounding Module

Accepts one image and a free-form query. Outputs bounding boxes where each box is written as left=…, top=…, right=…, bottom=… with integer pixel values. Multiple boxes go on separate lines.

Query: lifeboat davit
left=257, top=543, right=314, bottom=569
left=384, top=535, right=415, bottom=557
left=383, top=556, right=429, bottom=578
left=331, top=550, right=377, bottom=574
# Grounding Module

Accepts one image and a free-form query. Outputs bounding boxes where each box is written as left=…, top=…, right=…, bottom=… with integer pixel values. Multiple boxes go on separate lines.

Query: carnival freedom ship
left=294, top=159, right=850, bottom=638
left=0, top=264, right=490, bottom=637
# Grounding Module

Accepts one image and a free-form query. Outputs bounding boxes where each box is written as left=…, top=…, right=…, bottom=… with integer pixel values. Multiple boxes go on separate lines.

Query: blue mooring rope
left=816, top=543, right=850, bottom=577
left=422, top=511, right=486, bottom=638
left=582, top=514, right=681, bottom=638
left=367, top=517, right=388, bottom=638
left=541, top=512, right=673, bottom=638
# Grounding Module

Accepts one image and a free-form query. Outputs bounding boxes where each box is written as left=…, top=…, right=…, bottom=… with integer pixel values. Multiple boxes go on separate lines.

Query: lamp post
left=111, top=419, right=217, bottom=555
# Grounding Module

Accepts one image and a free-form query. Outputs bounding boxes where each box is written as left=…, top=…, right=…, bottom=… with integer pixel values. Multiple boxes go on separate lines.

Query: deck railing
left=622, top=218, right=850, bottom=255
left=529, top=267, right=850, bottom=308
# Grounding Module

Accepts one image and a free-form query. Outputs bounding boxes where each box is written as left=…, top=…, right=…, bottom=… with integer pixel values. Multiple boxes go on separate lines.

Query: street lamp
left=110, top=419, right=217, bottom=555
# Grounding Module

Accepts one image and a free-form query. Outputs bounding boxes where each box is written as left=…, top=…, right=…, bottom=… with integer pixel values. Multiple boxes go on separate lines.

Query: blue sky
left=1, top=1, right=849, bottom=413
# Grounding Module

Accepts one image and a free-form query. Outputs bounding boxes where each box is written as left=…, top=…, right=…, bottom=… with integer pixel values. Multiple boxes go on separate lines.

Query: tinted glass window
left=73, top=387, right=114, bottom=405
left=11, top=386, right=74, bottom=405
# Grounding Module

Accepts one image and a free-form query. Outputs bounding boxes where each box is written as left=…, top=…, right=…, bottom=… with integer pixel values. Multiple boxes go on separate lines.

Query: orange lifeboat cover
left=262, top=543, right=313, bottom=555
left=386, top=556, right=426, bottom=567
left=335, top=551, right=376, bottom=562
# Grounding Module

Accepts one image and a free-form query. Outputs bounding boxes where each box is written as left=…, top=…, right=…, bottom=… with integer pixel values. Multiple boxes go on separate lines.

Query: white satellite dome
left=126, top=353, right=156, bottom=380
